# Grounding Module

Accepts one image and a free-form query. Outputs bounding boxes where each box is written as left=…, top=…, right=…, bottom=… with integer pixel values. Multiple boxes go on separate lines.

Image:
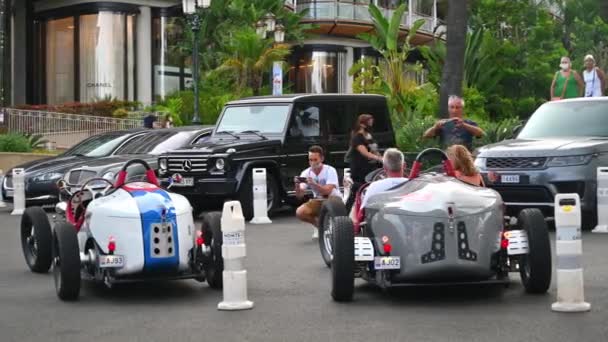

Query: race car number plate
left=99, top=255, right=125, bottom=268
left=501, top=175, right=520, bottom=183
left=374, top=256, right=401, bottom=270
left=173, top=177, right=194, bottom=187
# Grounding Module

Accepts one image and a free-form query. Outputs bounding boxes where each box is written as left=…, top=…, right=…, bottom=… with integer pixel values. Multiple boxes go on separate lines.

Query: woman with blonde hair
left=446, top=144, right=485, bottom=187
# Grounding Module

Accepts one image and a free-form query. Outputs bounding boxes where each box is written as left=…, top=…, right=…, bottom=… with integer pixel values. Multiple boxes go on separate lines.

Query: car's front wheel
left=518, top=208, right=552, bottom=294
left=318, top=197, right=348, bottom=268
left=331, top=217, right=355, bottom=302
left=200, top=211, right=223, bottom=289
left=21, top=207, right=53, bottom=273
left=52, top=221, right=81, bottom=301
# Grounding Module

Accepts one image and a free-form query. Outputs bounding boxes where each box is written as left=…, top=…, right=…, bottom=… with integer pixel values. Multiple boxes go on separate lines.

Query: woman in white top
left=583, top=54, right=605, bottom=97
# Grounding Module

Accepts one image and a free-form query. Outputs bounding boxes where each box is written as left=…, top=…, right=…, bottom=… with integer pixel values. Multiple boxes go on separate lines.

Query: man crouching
left=295, top=145, right=342, bottom=239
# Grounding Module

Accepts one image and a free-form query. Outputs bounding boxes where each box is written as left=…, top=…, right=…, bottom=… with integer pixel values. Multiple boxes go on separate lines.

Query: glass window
left=292, top=51, right=342, bottom=93
left=65, top=133, right=136, bottom=157
left=325, top=102, right=353, bottom=136
left=46, top=17, right=75, bottom=104
left=518, top=101, right=608, bottom=138
left=114, top=131, right=196, bottom=155
left=79, top=12, right=126, bottom=102
left=216, top=105, right=291, bottom=134
left=153, top=16, right=188, bottom=101
left=289, top=104, right=321, bottom=137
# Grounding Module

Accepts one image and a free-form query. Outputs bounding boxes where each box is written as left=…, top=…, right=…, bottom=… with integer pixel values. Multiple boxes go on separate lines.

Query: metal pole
left=191, top=13, right=201, bottom=125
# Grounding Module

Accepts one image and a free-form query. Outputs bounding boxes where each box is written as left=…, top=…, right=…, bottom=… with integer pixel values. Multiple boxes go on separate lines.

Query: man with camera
left=295, top=145, right=342, bottom=239
left=423, top=95, right=485, bottom=152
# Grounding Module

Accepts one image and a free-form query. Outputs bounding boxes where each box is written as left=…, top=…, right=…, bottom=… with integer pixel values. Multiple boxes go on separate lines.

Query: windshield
left=518, top=101, right=608, bottom=139
left=215, top=105, right=290, bottom=135
left=114, top=131, right=197, bottom=155
left=64, top=133, right=135, bottom=157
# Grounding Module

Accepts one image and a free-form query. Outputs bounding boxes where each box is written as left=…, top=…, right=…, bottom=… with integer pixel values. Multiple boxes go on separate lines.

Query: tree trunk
left=438, top=0, right=468, bottom=118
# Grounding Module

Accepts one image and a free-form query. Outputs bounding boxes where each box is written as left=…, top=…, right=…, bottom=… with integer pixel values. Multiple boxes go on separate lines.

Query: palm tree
left=220, top=28, right=290, bottom=95
left=438, top=0, right=468, bottom=118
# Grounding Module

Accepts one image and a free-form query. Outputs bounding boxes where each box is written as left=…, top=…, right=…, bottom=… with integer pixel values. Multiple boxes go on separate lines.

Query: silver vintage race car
left=319, top=149, right=551, bottom=302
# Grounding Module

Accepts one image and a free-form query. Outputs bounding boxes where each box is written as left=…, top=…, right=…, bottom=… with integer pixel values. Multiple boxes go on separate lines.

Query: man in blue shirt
left=423, top=96, right=485, bottom=151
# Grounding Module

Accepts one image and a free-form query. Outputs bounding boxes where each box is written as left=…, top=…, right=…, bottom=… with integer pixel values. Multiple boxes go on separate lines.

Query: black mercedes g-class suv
left=158, top=94, right=395, bottom=219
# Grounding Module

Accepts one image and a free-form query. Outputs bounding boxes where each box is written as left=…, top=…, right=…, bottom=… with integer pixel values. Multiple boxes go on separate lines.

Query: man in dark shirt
left=423, top=96, right=484, bottom=151
left=143, top=114, right=157, bottom=129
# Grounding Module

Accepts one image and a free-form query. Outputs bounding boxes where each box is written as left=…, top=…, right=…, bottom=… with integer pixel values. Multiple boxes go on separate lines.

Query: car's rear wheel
left=331, top=216, right=355, bottom=302
left=237, top=169, right=279, bottom=221
left=52, top=221, right=81, bottom=301
left=200, top=211, right=223, bottom=289
left=20, top=207, right=53, bottom=273
left=318, top=197, right=348, bottom=268
left=518, top=208, right=551, bottom=294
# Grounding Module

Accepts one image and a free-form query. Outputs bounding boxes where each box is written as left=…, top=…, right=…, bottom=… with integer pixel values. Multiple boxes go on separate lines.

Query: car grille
left=490, top=185, right=553, bottom=204
left=4, top=175, right=13, bottom=188
left=67, top=170, right=97, bottom=185
left=486, top=157, right=547, bottom=169
left=167, top=156, right=208, bottom=173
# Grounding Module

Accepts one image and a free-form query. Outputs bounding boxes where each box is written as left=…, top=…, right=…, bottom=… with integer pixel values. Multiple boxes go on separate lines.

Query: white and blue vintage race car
left=20, top=159, right=223, bottom=300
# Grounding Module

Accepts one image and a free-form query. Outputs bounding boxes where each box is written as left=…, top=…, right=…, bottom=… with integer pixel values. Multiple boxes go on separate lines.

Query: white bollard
left=11, top=168, right=26, bottom=216
left=342, top=168, right=352, bottom=204
left=0, top=170, right=6, bottom=208
left=218, top=201, right=254, bottom=311
left=249, top=168, right=272, bottom=224
left=592, top=167, right=608, bottom=233
left=552, top=193, right=590, bottom=313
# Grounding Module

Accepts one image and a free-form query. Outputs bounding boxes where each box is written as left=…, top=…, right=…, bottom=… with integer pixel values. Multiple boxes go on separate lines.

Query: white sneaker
left=312, top=227, right=319, bottom=239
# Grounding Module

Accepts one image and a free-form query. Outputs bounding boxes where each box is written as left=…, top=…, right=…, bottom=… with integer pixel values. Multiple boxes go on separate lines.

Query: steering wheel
left=114, top=159, right=159, bottom=188
left=80, top=177, right=115, bottom=199
left=408, top=148, right=455, bottom=179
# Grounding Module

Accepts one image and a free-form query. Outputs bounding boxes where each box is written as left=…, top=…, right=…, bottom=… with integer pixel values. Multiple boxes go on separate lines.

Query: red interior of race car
left=65, top=159, right=160, bottom=231
left=351, top=148, right=455, bottom=234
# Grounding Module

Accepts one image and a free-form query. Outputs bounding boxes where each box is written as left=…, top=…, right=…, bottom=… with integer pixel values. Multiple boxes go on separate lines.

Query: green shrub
left=474, top=117, right=523, bottom=148
left=0, top=133, right=33, bottom=152
left=395, top=116, right=442, bottom=153
left=112, top=108, right=129, bottom=118
left=22, top=133, right=48, bottom=149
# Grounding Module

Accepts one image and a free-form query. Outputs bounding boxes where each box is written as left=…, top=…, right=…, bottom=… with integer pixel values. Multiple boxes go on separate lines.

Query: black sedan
left=62, top=126, right=214, bottom=192
left=1, top=128, right=148, bottom=205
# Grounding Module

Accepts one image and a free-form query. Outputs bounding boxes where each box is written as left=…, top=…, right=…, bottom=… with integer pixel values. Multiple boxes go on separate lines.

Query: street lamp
left=182, top=0, right=211, bottom=125
left=256, top=14, right=286, bottom=96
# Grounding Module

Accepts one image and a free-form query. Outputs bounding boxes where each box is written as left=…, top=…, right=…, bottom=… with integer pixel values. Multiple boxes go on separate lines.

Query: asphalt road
left=1, top=206, right=608, bottom=342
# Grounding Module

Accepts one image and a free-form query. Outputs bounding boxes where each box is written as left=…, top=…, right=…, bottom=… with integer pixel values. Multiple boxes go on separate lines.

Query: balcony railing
left=297, top=0, right=444, bottom=36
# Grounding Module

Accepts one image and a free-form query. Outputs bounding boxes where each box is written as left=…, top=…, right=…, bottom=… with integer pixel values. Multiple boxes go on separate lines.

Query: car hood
left=477, top=137, right=608, bottom=158
left=7, top=155, right=96, bottom=178
left=168, top=137, right=282, bottom=155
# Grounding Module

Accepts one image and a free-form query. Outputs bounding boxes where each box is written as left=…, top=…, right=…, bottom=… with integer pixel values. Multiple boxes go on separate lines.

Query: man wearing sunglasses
left=294, top=145, right=342, bottom=239
left=423, top=95, right=485, bottom=152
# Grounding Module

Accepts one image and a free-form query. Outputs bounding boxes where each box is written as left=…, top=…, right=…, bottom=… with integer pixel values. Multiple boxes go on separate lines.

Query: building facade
left=3, top=0, right=446, bottom=107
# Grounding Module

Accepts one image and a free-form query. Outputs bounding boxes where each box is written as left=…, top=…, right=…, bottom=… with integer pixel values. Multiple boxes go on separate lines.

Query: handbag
left=551, top=71, right=570, bottom=101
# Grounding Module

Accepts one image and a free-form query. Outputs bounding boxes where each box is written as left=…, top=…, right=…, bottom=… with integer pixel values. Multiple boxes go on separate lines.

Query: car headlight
left=159, top=158, right=167, bottom=170
left=547, top=155, right=593, bottom=167
left=102, top=171, right=115, bottom=181
left=33, top=172, right=63, bottom=182
left=474, top=157, right=486, bottom=169
left=215, top=158, right=225, bottom=171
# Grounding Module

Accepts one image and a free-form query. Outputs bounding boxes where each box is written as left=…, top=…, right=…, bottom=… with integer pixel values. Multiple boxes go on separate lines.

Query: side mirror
left=56, top=179, right=72, bottom=197
left=55, top=201, right=67, bottom=215
left=511, top=124, right=523, bottom=138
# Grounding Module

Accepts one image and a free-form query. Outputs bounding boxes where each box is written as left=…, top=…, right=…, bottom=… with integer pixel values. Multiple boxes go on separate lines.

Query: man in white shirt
left=361, top=148, right=408, bottom=208
left=295, top=145, right=342, bottom=238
